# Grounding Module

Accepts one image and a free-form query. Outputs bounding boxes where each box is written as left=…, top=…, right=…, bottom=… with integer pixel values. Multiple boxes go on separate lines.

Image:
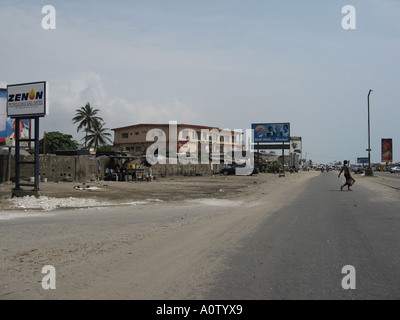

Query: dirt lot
left=0, top=172, right=285, bottom=210
left=1, top=171, right=400, bottom=211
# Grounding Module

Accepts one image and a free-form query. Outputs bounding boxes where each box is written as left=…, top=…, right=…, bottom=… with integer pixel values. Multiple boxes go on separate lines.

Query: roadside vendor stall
left=126, top=163, right=145, bottom=181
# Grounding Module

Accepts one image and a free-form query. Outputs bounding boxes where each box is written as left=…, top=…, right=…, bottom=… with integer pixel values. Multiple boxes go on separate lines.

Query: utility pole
left=43, top=131, right=47, bottom=155
left=366, top=90, right=373, bottom=176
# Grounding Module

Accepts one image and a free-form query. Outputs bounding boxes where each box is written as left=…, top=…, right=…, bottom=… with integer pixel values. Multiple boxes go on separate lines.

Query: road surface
left=1, top=171, right=400, bottom=300
left=203, top=171, right=400, bottom=300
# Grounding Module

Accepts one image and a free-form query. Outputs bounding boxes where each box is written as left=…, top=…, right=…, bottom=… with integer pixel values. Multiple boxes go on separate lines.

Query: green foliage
left=97, top=145, right=112, bottom=153
left=84, top=119, right=112, bottom=150
left=72, top=102, right=103, bottom=148
left=39, top=131, right=79, bottom=154
left=266, top=160, right=282, bottom=173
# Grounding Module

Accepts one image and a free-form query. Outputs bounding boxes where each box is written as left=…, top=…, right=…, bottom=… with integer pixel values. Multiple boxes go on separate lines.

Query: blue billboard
left=252, top=123, right=290, bottom=143
left=0, top=89, right=7, bottom=142
left=357, top=157, right=369, bottom=164
left=0, top=89, right=30, bottom=146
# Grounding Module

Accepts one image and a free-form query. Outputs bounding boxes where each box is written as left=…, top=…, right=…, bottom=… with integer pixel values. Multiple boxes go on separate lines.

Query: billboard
left=7, top=81, right=48, bottom=117
left=0, top=118, right=30, bottom=147
left=1, top=88, right=30, bottom=146
left=382, top=138, right=393, bottom=162
left=357, top=157, right=369, bottom=164
left=290, top=136, right=302, bottom=154
left=252, top=123, right=290, bottom=143
left=0, top=89, right=6, bottom=132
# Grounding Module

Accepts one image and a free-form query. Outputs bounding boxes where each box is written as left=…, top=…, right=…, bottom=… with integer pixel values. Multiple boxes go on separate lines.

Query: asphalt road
left=203, top=171, right=400, bottom=300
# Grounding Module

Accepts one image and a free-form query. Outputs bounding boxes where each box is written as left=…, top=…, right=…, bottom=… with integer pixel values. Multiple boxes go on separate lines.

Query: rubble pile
left=8, top=196, right=110, bottom=211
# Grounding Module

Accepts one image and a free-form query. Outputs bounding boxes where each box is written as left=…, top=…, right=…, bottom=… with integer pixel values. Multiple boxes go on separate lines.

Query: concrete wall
left=151, top=162, right=222, bottom=177
left=0, top=154, right=225, bottom=183
left=0, top=154, right=109, bottom=183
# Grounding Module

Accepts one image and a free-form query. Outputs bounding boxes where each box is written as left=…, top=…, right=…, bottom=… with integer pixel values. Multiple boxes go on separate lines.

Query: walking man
left=338, top=160, right=355, bottom=191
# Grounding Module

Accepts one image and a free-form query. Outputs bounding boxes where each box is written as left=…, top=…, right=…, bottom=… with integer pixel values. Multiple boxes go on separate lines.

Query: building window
left=122, top=133, right=129, bottom=139
left=135, top=132, right=139, bottom=135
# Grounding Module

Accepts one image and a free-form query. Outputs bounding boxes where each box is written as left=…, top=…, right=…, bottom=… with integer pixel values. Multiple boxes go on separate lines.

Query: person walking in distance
left=338, top=160, right=355, bottom=191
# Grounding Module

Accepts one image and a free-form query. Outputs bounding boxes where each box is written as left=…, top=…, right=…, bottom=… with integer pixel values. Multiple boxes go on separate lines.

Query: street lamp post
left=366, top=89, right=373, bottom=176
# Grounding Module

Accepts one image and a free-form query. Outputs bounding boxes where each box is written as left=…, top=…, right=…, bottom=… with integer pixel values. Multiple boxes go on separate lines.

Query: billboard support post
left=12, top=116, right=41, bottom=198
left=280, top=142, right=285, bottom=177
left=6, top=147, right=11, bottom=182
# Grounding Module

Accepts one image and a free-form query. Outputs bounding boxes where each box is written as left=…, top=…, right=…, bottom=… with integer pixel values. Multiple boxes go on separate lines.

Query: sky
left=1, top=0, right=399, bottom=164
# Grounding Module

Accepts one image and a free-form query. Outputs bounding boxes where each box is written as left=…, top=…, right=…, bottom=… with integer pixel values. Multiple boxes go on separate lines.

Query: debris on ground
left=7, top=196, right=110, bottom=211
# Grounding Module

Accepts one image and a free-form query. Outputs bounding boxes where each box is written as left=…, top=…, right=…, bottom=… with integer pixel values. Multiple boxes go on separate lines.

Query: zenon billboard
left=7, top=81, right=49, bottom=117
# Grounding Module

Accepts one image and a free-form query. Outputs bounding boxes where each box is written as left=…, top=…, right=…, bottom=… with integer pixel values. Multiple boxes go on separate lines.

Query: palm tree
left=72, top=102, right=102, bottom=148
left=84, top=119, right=112, bottom=151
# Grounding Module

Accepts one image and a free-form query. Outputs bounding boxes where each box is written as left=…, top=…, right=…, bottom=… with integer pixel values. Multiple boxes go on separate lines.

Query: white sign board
left=290, top=137, right=302, bottom=155
left=7, top=81, right=49, bottom=117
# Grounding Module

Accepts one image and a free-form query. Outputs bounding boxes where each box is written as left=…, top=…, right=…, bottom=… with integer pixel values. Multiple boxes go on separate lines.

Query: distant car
left=351, top=164, right=365, bottom=174
left=390, top=166, right=400, bottom=173
left=219, top=162, right=258, bottom=176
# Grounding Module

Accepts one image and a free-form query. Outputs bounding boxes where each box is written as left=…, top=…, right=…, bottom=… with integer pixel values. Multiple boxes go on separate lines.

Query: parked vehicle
left=390, top=166, right=400, bottom=173
left=219, top=162, right=258, bottom=176
left=350, top=164, right=365, bottom=174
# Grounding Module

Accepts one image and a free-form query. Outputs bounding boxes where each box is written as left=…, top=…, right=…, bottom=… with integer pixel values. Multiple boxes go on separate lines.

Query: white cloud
left=52, top=72, right=107, bottom=113
left=41, top=72, right=200, bottom=142
left=106, top=97, right=200, bottom=129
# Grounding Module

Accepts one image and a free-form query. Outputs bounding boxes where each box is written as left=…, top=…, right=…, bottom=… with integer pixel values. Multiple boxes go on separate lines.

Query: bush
left=266, top=160, right=282, bottom=173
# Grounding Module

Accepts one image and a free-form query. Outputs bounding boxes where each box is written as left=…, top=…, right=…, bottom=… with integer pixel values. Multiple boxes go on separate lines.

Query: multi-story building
left=112, top=123, right=244, bottom=157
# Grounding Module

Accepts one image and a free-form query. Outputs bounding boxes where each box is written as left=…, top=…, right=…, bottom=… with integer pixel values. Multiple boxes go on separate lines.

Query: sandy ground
left=1, top=171, right=399, bottom=299
left=1, top=173, right=273, bottom=210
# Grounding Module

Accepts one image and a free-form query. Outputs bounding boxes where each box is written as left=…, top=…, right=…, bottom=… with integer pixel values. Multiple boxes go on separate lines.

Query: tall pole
left=367, top=89, right=373, bottom=172
left=43, top=131, right=47, bottom=155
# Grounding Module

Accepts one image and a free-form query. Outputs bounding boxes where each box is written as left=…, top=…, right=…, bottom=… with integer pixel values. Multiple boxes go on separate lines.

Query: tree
left=39, top=131, right=79, bottom=154
left=72, top=102, right=102, bottom=148
left=97, top=145, right=112, bottom=153
left=84, top=119, right=112, bottom=151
